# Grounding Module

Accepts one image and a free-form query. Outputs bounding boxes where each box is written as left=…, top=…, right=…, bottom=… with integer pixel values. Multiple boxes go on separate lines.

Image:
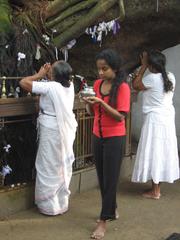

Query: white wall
left=132, top=44, right=180, bottom=149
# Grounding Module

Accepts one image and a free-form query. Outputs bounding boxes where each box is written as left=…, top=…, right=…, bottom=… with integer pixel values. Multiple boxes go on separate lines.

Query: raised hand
left=37, top=63, right=51, bottom=79
left=140, top=51, right=148, bottom=67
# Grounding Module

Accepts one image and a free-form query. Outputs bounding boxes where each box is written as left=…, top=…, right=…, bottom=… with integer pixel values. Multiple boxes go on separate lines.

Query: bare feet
left=91, top=221, right=106, bottom=239
left=142, top=191, right=161, bottom=200
left=143, top=188, right=153, bottom=193
left=96, top=210, right=119, bottom=223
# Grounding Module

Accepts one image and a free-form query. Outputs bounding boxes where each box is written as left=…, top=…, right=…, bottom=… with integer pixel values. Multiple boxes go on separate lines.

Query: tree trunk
left=47, top=0, right=98, bottom=28
left=0, top=0, right=180, bottom=78
left=46, top=0, right=82, bottom=20
left=53, top=0, right=117, bottom=47
left=52, top=10, right=88, bottom=36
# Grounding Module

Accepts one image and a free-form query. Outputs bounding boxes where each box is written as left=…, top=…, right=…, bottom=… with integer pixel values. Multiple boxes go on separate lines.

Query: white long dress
left=132, top=72, right=180, bottom=184
left=32, top=81, right=77, bottom=215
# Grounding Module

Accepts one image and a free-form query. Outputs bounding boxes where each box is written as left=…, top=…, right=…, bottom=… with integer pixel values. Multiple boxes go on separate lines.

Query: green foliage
left=0, top=0, right=12, bottom=33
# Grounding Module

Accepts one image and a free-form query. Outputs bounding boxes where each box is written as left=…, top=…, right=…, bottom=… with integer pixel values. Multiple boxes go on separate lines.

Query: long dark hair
left=52, top=60, right=72, bottom=88
left=147, top=50, right=173, bottom=92
left=96, top=49, right=125, bottom=107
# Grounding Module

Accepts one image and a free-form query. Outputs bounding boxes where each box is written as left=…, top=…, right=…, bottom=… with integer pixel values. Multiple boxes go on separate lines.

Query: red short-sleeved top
left=93, top=79, right=130, bottom=138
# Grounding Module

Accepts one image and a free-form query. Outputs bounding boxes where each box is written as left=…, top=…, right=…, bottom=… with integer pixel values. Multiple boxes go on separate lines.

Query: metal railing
left=0, top=111, right=94, bottom=187
left=0, top=76, right=94, bottom=187
left=74, top=108, right=94, bottom=170
left=0, top=75, right=132, bottom=188
left=0, top=76, right=36, bottom=99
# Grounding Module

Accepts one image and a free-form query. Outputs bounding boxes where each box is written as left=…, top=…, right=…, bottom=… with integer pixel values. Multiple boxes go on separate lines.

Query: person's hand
left=37, top=63, right=51, bottom=79
left=140, top=51, right=148, bottom=67
left=81, top=97, right=91, bottom=104
left=83, top=96, right=102, bottom=105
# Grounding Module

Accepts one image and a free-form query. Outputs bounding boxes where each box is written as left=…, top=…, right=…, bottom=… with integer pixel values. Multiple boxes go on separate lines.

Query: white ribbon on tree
left=42, top=34, right=50, bottom=45
left=85, top=19, right=120, bottom=46
left=156, top=0, right=159, bottom=12
left=61, top=39, right=76, bottom=62
left=35, top=44, right=41, bottom=60
left=3, top=144, right=11, bottom=153
left=1, top=165, right=12, bottom=177
left=17, top=52, right=26, bottom=61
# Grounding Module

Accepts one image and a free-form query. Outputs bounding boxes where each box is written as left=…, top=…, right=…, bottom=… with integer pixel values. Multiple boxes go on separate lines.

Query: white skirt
left=35, top=124, right=73, bottom=215
left=132, top=109, right=180, bottom=184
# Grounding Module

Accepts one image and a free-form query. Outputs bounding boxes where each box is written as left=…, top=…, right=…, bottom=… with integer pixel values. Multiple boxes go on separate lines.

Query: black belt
left=40, top=109, right=56, bottom=117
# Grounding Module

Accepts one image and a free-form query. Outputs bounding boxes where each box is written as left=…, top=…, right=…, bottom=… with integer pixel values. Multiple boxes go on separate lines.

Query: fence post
left=1, top=76, right=7, bottom=98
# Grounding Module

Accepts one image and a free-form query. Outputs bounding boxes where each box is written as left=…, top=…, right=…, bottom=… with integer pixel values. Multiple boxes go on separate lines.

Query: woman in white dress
left=131, top=50, right=179, bottom=199
left=20, top=61, right=77, bottom=215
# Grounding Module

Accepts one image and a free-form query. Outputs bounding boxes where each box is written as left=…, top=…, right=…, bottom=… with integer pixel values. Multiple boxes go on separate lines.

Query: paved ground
left=0, top=181, right=180, bottom=240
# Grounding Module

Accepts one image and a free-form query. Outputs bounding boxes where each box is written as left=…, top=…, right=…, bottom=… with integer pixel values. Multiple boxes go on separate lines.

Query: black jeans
left=93, top=135, right=125, bottom=221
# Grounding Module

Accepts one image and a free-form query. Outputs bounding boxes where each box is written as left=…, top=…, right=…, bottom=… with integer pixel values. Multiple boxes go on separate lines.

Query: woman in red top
left=84, top=49, right=130, bottom=239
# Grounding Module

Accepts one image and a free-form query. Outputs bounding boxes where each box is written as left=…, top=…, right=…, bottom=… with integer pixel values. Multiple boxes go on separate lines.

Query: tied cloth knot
left=17, top=52, right=26, bottom=61
left=3, top=144, right=11, bottom=153
left=1, top=165, right=12, bottom=177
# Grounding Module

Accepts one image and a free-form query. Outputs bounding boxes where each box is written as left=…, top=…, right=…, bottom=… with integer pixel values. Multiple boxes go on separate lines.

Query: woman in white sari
left=20, top=61, right=77, bottom=215
left=131, top=50, right=179, bottom=199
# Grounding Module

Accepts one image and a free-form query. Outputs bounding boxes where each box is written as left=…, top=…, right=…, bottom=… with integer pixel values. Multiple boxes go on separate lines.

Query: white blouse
left=32, top=81, right=58, bottom=129
left=142, top=72, right=175, bottom=114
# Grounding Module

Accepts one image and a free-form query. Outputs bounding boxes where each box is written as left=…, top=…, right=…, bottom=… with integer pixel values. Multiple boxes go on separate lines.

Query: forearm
left=100, top=101, right=125, bottom=121
left=85, top=103, right=94, bottom=116
left=19, top=73, right=41, bottom=92
left=132, top=65, right=147, bottom=90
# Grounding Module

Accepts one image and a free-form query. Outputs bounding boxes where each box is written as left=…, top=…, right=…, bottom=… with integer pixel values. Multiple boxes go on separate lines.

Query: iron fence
left=0, top=111, right=94, bottom=187
left=73, top=108, right=94, bottom=170
left=0, top=76, right=131, bottom=188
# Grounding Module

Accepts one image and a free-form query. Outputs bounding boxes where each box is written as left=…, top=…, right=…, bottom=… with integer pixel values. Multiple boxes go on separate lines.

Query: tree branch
left=47, top=0, right=98, bottom=28
left=46, top=0, right=82, bottom=20
left=51, top=10, right=88, bottom=35
left=53, top=0, right=117, bottom=48
left=118, top=0, right=125, bottom=19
